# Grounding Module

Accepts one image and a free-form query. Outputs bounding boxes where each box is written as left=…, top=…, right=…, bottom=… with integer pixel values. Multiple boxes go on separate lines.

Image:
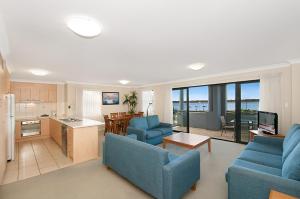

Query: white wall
left=291, top=64, right=300, bottom=124
left=135, top=65, right=297, bottom=134
left=65, top=83, right=133, bottom=122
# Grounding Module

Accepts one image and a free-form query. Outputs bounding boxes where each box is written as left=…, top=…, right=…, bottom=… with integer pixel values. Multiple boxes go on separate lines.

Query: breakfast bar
left=50, top=117, right=103, bottom=163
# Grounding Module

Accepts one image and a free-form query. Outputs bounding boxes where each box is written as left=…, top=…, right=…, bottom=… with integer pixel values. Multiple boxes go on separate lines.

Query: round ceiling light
left=30, top=69, right=50, bottom=76
left=66, top=16, right=102, bottom=38
left=119, top=80, right=130, bottom=85
left=187, top=63, right=206, bottom=70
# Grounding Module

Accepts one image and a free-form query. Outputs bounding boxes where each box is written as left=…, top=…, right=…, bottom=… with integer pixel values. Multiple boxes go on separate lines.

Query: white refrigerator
left=5, top=94, right=15, bottom=161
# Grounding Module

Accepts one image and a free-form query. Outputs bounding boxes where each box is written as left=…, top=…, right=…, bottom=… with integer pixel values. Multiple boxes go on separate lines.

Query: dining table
left=108, top=114, right=133, bottom=134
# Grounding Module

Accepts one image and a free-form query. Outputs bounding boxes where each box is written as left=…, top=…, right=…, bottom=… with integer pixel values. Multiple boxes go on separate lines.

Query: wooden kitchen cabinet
left=30, top=87, right=40, bottom=101
left=48, top=87, right=57, bottom=102
left=10, top=84, right=21, bottom=102
left=20, top=87, right=31, bottom=101
left=10, top=82, right=57, bottom=103
left=39, top=88, right=48, bottom=102
left=41, top=118, right=50, bottom=136
left=50, top=118, right=62, bottom=146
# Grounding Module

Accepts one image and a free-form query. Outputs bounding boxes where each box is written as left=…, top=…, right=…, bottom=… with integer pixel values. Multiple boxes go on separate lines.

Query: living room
left=0, top=1, right=300, bottom=199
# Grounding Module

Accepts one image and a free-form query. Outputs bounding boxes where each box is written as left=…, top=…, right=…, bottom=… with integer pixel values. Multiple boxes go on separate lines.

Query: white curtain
left=163, top=86, right=173, bottom=124
left=259, top=73, right=282, bottom=130
left=142, top=90, right=154, bottom=116
left=82, top=90, right=101, bottom=121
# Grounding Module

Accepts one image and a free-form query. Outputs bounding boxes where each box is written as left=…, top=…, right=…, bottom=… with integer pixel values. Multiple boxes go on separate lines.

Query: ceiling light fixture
left=30, top=69, right=50, bottom=76
left=119, top=80, right=130, bottom=85
left=188, top=63, right=206, bottom=70
left=66, top=16, right=102, bottom=38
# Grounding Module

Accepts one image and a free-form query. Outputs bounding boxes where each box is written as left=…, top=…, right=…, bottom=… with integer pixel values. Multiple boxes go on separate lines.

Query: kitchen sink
left=60, top=118, right=82, bottom=122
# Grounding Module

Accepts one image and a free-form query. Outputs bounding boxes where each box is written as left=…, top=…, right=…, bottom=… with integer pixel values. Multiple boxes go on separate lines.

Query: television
left=258, top=111, right=278, bottom=135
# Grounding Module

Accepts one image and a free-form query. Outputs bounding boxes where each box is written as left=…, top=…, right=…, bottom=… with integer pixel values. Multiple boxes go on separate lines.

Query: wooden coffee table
left=163, top=133, right=211, bottom=152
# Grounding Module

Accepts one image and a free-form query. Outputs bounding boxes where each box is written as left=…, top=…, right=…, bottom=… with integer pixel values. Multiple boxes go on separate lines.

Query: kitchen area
left=3, top=81, right=103, bottom=184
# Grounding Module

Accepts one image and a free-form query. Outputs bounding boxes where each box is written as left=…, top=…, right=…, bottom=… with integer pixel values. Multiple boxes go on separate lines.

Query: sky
left=172, top=82, right=260, bottom=101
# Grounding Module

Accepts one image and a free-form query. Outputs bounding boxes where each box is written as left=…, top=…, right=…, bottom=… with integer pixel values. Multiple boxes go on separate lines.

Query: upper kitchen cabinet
left=10, top=82, right=57, bottom=103
left=48, top=86, right=57, bottom=102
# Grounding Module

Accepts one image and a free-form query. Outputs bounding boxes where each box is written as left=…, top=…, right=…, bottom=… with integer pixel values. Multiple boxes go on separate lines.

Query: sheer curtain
left=82, top=90, right=101, bottom=121
left=142, top=90, right=154, bottom=116
left=163, top=86, right=173, bottom=124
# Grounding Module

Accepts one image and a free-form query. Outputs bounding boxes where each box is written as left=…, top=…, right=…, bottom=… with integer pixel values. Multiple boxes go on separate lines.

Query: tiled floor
left=2, top=138, right=73, bottom=185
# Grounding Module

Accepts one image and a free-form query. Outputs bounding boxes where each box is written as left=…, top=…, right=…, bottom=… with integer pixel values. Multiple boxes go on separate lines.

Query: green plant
left=123, top=91, right=138, bottom=114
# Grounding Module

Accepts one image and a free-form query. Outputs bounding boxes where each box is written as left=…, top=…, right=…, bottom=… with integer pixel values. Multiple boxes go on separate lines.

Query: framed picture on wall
left=102, top=92, right=119, bottom=105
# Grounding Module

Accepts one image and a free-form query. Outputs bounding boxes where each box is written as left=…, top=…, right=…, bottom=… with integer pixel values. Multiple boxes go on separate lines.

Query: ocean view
left=173, top=100, right=259, bottom=112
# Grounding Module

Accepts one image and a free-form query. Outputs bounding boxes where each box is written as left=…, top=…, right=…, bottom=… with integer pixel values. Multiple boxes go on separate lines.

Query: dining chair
left=110, top=113, right=118, bottom=119
left=120, top=115, right=131, bottom=135
left=118, top=112, right=126, bottom=117
left=221, top=116, right=235, bottom=136
left=103, top=115, right=111, bottom=135
left=138, top=112, right=144, bottom=117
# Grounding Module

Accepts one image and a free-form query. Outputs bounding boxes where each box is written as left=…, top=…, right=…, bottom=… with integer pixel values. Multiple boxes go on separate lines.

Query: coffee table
left=163, top=132, right=211, bottom=152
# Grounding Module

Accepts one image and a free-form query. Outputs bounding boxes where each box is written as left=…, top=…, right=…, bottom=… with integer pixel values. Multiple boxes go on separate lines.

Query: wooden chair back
left=103, top=115, right=111, bottom=134
left=119, top=112, right=126, bottom=117
left=110, top=113, right=118, bottom=119
left=138, top=112, right=144, bottom=117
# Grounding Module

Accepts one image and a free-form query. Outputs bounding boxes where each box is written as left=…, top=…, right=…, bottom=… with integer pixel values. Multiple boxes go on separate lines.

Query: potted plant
left=123, top=91, right=138, bottom=114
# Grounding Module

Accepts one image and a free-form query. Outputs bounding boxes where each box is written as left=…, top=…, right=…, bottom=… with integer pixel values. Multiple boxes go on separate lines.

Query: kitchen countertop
left=50, top=117, right=104, bottom=128
left=16, top=116, right=50, bottom=121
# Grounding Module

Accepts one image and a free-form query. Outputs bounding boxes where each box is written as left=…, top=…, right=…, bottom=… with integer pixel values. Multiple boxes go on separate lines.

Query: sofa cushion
left=238, top=150, right=282, bottom=169
left=245, top=142, right=283, bottom=155
left=146, top=130, right=162, bottom=139
left=282, top=143, right=300, bottom=180
left=130, top=117, right=149, bottom=130
left=283, top=124, right=300, bottom=151
left=152, top=127, right=173, bottom=135
left=233, top=159, right=282, bottom=176
left=147, top=115, right=160, bottom=129
left=282, top=129, right=300, bottom=163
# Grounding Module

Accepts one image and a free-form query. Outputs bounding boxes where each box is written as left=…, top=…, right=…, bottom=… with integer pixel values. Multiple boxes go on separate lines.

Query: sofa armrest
left=227, top=165, right=300, bottom=199
left=159, top=122, right=173, bottom=128
left=127, top=127, right=146, bottom=141
left=253, top=136, right=284, bottom=147
left=163, top=150, right=200, bottom=199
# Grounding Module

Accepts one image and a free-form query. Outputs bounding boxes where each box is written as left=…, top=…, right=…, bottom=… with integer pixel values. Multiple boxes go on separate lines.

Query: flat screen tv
left=258, top=111, right=278, bottom=135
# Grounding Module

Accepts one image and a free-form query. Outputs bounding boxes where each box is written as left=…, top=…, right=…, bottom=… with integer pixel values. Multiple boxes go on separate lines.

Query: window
left=189, top=86, right=209, bottom=112
left=82, top=90, right=101, bottom=120
left=142, top=90, right=154, bottom=116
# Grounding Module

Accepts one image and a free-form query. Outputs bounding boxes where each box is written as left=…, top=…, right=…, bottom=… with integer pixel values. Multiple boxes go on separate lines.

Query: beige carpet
left=0, top=139, right=244, bottom=199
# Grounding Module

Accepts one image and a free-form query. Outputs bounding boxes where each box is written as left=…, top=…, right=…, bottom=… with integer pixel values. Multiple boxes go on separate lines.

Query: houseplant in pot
left=123, top=91, right=138, bottom=114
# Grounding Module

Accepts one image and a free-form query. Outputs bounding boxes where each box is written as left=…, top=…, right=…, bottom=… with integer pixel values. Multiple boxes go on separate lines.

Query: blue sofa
left=103, top=133, right=200, bottom=199
left=226, top=124, right=300, bottom=199
left=127, top=115, right=173, bottom=145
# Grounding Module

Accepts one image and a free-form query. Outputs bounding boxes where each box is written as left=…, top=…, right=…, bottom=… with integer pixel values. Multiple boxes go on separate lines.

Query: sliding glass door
left=171, top=81, right=259, bottom=143
left=172, top=88, right=188, bottom=132
left=239, top=82, right=260, bottom=143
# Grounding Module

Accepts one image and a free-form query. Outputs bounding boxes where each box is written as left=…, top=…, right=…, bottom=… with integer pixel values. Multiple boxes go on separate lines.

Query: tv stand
left=249, top=130, right=285, bottom=142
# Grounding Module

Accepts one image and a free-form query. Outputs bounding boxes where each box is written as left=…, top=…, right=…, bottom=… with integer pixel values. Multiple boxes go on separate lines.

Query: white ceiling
left=1, top=0, right=300, bottom=86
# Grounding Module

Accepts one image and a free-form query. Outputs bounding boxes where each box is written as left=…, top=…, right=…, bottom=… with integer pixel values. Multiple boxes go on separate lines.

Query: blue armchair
left=127, top=115, right=173, bottom=145
left=226, top=124, right=300, bottom=199
left=103, top=133, right=200, bottom=199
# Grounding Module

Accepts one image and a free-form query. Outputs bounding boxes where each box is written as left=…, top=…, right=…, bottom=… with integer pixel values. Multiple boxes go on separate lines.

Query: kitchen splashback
left=16, top=102, right=57, bottom=118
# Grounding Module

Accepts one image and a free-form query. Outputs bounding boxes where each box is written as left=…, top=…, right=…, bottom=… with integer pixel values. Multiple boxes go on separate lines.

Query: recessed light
left=188, top=63, right=206, bottom=70
left=66, top=16, right=102, bottom=38
left=119, top=80, right=130, bottom=85
left=30, top=69, right=50, bottom=76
